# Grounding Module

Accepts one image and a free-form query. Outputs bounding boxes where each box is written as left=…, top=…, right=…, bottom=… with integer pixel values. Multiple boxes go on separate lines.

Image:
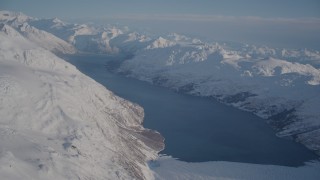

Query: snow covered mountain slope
left=0, top=22, right=163, bottom=179
left=22, top=11, right=319, bottom=156
left=116, top=34, right=320, bottom=155
left=23, top=15, right=148, bottom=54
left=0, top=11, right=76, bottom=54
left=26, top=15, right=121, bottom=54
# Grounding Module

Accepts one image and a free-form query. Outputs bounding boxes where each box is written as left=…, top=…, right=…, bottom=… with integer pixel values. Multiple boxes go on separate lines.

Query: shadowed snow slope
left=0, top=23, right=163, bottom=179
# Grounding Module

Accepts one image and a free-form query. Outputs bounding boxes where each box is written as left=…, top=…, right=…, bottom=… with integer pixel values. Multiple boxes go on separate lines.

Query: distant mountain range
left=0, top=10, right=319, bottom=179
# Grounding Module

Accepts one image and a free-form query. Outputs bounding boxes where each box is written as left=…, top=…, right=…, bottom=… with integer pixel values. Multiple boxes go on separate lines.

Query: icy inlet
left=1, top=10, right=320, bottom=179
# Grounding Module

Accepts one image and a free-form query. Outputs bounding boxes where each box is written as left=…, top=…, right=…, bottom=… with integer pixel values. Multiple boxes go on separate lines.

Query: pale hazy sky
left=1, top=0, right=320, bottom=49
left=1, top=0, right=320, bottom=18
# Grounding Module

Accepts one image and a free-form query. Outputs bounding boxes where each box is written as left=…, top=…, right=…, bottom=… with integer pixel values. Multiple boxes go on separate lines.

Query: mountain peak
left=146, top=36, right=176, bottom=49
left=0, top=23, right=25, bottom=39
left=52, top=17, right=63, bottom=23
left=0, top=10, right=32, bottom=24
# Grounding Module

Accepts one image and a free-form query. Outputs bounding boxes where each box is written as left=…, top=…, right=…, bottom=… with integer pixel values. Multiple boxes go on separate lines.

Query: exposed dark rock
left=267, top=108, right=297, bottom=131
left=137, top=129, right=165, bottom=152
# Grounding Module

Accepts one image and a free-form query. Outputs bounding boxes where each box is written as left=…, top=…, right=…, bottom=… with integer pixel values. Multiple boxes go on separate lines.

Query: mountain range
left=0, top=10, right=319, bottom=179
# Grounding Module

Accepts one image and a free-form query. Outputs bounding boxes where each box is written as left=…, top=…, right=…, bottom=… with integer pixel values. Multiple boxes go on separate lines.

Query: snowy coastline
left=1, top=10, right=320, bottom=179
left=0, top=12, right=164, bottom=179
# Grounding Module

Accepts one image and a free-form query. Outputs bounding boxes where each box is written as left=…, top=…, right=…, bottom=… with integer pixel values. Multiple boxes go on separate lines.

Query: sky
left=1, top=0, right=320, bottom=49
left=1, top=0, right=320, bottom=19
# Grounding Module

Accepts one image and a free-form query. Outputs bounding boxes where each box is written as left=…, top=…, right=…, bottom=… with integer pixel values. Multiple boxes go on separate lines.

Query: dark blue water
left=65, top=54, right=318, bottom=167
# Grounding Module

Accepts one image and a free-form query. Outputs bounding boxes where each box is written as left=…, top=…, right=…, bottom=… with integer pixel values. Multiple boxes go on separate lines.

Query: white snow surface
left=146, top=37, right=176, bottom=49
left=0, top=22, right=163, bottom=180
left=0, top=11, right=76, bottom=54
left=2, top=10, right=320, bottom=179
left=115, top=31, right=320, bottom=154
left=15, top=9, right=318, bottom=155
left=151, top=156, right=320, bottom=180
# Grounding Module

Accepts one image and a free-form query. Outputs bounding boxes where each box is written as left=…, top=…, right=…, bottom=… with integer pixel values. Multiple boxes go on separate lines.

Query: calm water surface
left=65, top=54, right=318, bottom=167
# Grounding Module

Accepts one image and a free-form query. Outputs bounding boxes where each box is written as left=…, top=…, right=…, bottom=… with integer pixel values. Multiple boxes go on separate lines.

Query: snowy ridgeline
left=9, top=10, right=318, bottom=154
left=0, top=13, right=164, bottom=179
left=1, top=10, right=320, bottom=179
left=117, top=37, right=320, bottom=155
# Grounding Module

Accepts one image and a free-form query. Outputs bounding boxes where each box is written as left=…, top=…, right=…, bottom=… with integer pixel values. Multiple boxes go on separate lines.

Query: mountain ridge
left=3, top=10, right=317, bottom=155
left=1, top=10, right=319, bottom=179
left=0, top=11, right=163, bottom=180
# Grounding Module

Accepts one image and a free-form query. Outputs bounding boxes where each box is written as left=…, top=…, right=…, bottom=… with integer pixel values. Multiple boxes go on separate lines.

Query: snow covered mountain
left=0, top=11, right=76, bottom=54
left=2, top=10, right=319, bottom=155
left=27, top=15, right=122, bottom=54
left=116, top=35, right=320, bottom=155
left=2, top=11, right=146, bottom=55
left=0, top=13, right=163, bottom=179
left=1, top=10, right=320, bottom=179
